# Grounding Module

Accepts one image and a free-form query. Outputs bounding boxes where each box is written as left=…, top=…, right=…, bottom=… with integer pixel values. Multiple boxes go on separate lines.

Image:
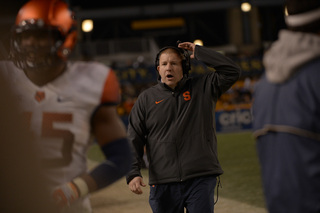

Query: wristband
left=72, top=177, right=89, bottom=197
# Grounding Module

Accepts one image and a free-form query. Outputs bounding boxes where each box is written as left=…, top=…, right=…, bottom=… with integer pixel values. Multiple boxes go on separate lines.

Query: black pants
left=149, top=175, right=217, bottom=213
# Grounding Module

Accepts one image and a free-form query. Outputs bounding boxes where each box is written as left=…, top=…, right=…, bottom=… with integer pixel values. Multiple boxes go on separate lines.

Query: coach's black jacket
left=126, top=45, right=241, bottom=185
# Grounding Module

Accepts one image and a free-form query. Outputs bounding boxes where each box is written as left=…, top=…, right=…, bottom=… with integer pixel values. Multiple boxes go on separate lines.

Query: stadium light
left=241, top=2, right=252, bottom=12
left=284, top=6, right=288, bottom=16
left=82, top=19, right=94, bottom=32
left=193, top=39, right=203, bottom=46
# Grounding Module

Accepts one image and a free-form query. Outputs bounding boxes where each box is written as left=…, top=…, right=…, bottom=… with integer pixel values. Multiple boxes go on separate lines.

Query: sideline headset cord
left=214, top=176, right=222, bottom=205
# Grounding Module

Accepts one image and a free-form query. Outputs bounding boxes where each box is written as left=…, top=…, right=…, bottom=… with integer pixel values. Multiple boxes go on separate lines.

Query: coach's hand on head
left=178, top=42, right=196, bottom=58
left=129, top=176, right=146, bottom=194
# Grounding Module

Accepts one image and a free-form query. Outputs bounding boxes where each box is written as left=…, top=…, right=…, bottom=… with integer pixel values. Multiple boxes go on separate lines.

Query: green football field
left=87, top=131, right=266, bottom=209
left=216, top=131, right=265, bottom=208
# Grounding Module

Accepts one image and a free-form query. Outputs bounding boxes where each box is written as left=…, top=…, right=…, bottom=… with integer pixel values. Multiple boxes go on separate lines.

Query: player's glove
left=52, top=182, right=79, bottom=207
left=52, top=177, right=89, bottom=208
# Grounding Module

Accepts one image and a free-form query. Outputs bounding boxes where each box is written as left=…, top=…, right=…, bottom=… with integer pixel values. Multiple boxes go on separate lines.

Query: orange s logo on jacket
left=183, top=91, right=191, bottom=101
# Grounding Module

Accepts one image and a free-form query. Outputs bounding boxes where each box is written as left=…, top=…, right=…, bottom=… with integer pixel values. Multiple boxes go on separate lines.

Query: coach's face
left=157, top=49, right=184, bottom=89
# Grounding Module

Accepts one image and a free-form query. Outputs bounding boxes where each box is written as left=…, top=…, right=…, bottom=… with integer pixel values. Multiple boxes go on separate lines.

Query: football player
left=0, top=0, right=132, bottom=212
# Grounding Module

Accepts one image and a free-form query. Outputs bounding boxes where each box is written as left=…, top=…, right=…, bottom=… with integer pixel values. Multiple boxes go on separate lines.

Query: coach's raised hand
left=178, top=41, right=196, bottom=58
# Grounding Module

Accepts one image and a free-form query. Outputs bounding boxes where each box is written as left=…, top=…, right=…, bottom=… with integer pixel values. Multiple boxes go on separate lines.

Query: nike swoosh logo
left=57, top=96, right=73, bottom=103
left=155, top=99, right=165, bottom=104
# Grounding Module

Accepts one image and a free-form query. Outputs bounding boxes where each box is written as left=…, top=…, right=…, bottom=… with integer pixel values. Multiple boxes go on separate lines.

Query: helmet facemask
left=10, top=0, right=77, bottom=73
left=10, top=19, right=66, bottom=71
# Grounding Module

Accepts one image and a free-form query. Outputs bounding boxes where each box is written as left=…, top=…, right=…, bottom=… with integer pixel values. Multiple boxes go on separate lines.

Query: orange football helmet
left=10, top=0, right=77, bottom=70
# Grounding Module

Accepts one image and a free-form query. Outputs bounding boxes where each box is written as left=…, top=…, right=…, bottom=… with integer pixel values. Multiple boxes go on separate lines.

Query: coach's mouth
left=166, top=74, right=174, bottom=80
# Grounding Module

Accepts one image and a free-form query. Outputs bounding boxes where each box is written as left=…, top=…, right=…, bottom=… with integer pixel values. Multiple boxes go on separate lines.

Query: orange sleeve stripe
left=100, top=69, right=120, bottom=104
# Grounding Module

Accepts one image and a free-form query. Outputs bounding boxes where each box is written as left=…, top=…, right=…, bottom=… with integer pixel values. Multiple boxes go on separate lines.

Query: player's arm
left=52, top=70, right=132, bottom=207
left=53, top=105, right=132, bottom=207
left=86, top=104, right=132, bottom=191
left=85, top=69, right=132, bottom=192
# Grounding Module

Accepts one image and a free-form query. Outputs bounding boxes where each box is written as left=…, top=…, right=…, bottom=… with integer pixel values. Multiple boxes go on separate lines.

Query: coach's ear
left=157, top=66, right=162, bottom=81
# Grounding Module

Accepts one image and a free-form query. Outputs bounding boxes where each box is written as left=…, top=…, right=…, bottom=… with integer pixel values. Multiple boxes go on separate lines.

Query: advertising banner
left=215, top=109, right=252, bottom=132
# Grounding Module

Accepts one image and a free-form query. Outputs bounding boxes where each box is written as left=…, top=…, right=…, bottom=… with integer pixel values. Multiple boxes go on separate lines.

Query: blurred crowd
left=114, top=54, right=263, bottom=121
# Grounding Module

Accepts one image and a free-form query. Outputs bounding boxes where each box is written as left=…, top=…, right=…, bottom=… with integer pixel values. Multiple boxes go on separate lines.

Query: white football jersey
left=0, top=60, right=120, bottom=213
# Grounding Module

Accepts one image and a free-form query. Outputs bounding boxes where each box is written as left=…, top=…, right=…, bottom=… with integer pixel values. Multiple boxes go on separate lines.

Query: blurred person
left=252, top=0, right=320, bottom=212
left=126, top=41, right=241, bottom=213
left=0, top=72, right=58, bottom=213
left=0, top=0, right=132, bottom=212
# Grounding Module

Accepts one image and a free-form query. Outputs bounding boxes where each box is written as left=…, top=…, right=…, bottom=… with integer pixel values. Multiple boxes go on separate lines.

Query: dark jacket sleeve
left=194, top=45, right=241, bottom=100
left=125, top=95, right=148, bottom=184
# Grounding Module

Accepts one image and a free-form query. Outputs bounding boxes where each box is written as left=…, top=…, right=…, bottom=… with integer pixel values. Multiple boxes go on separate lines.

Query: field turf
left=87, top=131, right=266, bottom=209
left=217, top=131, right=265, bottom=208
